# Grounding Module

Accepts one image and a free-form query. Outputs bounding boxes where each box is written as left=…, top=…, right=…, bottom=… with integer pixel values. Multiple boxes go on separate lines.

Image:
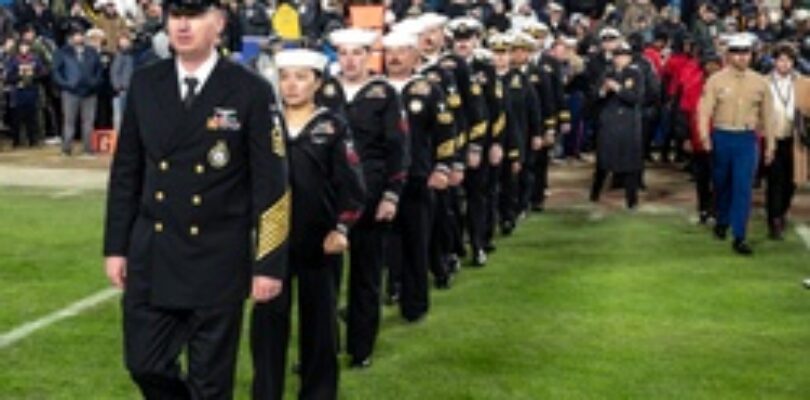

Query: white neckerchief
left=389, top=78, right=409, bottom=93
left=176, top=50, right=219, bottom=100
left=340, top=77, right=374, bottom=102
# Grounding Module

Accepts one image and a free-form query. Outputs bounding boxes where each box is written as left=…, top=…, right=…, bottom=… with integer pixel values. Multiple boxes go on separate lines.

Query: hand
left=449, top=169, right=465, bottom=186
left=531, top=136, right=544, bottom=151
left=323, top=230, right=349, bottom=254
left=252, top=276, right=283, bottom=302
left=104, top=256, right=127, bottom=289
left=605, top=79, right=621, bottom=92
left=428, top=170, right=449, bottom=190
left=764, top=151, right=775, bottom=166
left=375, top=199, right=398, bottom=222
left=489, top=144, right=504, bottom=166
left=467, top=150, right=482, bottom=169
left=544, top=131, right=556, bottom=146
left=701, top=136, right=712, bottom=152
left=560, top=123, right=571, bottom=134
left=512, top=161, right=522, bottom=175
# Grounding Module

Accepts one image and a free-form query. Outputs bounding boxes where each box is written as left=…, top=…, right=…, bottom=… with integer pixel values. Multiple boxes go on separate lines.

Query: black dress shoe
left=446, top=255, right=461, bottom=274
left=733, top=240, right=753, bottom=256
left=471, top=250, right=487, bottom=267
left=699, top=211, right=711, bottom=225
left=713, top=224, right=728, bottom=240
left=403, top=312, right=426, bottom=324
left=484, top=243, right=496, bottom=253
left=434, top=275, right=451, bottom=290
left=349, top=357, right=372, bottom=369
left=501, top=221, right=515, bottom=236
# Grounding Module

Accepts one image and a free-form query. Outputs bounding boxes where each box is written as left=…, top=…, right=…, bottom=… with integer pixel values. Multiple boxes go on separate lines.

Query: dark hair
left=772, top=42, right=797, bottom=61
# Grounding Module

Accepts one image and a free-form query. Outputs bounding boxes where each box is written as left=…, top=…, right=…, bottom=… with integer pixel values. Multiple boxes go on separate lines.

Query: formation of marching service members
left=103, top=0, right=810, bottom=398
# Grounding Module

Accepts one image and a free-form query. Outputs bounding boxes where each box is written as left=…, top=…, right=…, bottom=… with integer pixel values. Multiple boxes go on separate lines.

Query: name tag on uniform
left=206, top=108, right=241, bottom=131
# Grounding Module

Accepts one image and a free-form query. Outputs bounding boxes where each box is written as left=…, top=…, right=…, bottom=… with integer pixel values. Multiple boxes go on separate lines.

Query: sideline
left=0, top=288, right=120, bottom=349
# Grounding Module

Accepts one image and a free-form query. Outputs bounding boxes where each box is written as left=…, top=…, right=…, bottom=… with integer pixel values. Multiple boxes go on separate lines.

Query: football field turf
left=1, top=187, right=809, bottom=399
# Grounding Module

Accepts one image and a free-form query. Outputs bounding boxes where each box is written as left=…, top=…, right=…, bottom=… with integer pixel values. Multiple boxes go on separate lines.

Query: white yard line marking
left=796, top=224, right=810, bottom=251
left=0, top=287, right=120, bottom=349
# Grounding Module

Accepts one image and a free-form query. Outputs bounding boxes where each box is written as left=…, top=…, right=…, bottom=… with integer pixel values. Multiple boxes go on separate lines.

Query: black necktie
left=183, top=77, right=199, bottom=109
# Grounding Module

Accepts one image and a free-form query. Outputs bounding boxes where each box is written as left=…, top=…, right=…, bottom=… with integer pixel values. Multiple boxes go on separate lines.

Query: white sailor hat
left=599, top=27, right=621, bottom=40
left=795, top=9, right=810, bottom=22
left=274, top=49, right=328, bottom=72
left=382, top=31, right=419, bottom=48
left=548, top=2, right=564, bottom=12
left=419, top=12, right=449, bottom=29
left=392, top=18, right=425, bottom=36
left=727, top=33, right=755, bottom=51
left=329, top=28, right=379, bottom=48
left=446, top=17, right=483, bottom=38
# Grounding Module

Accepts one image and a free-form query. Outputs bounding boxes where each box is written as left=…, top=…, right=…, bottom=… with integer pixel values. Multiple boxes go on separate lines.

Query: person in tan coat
left=764, top=43, right=810, bottom=240
left=93, top=0, right=128, bottom=54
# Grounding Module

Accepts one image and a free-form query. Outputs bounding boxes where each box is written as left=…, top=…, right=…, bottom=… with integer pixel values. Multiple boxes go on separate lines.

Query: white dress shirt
left=176, top=50, right=219, bottom=100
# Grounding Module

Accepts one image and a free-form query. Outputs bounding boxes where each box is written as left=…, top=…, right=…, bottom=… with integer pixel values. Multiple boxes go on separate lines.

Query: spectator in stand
left=239, top=0, right=270, bottom=36
left=692, top=2, right=721, bottom=53
left=5, top=40, right=44, bottom=147
left=30, top=0, right=56, bottom=40
left=56, top=3, right=92, bottom=47
left=94, top=0, right=129, bottom=54
left=110, top=32, right=134, bottom=132
left=52, top=25, right=103, bottom=156
left=85, top=28, right=114, bottom=129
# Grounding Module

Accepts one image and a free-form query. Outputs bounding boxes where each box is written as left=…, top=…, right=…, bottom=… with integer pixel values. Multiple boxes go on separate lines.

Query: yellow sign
left=272, top=3, right=301, bottom=40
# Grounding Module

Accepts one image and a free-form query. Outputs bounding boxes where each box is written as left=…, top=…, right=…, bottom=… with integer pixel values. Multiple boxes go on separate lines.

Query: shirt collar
left=176, top=50, right=219, bottom=91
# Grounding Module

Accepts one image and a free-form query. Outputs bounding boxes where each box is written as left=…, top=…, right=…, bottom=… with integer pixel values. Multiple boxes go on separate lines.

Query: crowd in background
left=0, top=0, right=809, bottom=157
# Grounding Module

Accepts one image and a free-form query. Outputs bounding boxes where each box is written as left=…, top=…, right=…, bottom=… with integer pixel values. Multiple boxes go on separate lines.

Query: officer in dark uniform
left=447, top=17, right=493, bottom=266
left=590, top=41, right=646, bottom=209
left=510, top=25, right=556, bottom=217
left=469, top=43, right=512, bottom=259
left=103, top=0, right=289, bottom=397
left=526, top=23, right=567, bottom=213
left=383, top=29, right=456, bottom=319
left=501, top=32, right=543, bottom=231
left=317, top=28, right=409, bottom=368
left=250, top=49, right=367, bottom=400
left=413, top=13, right=471, bottom=280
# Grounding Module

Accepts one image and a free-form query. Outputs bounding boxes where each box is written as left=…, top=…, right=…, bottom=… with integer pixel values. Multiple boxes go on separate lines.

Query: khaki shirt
left=698, top=67, right=777, bottom=153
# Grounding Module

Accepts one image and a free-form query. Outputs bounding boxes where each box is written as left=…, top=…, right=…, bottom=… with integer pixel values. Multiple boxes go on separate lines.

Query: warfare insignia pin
left=323, top=83, right=336, bottom=97
left=409, top=99, right=424, bottom=114
left=208, top=140, right=230, bottom=169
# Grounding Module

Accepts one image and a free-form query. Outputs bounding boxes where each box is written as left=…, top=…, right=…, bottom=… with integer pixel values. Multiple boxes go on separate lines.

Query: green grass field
left=1, top=187, right=810, bottom=399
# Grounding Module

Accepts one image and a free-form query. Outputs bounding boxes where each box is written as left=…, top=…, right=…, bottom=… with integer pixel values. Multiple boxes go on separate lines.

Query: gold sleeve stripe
left=456, top=132, right=467, bottom=148
left=438, top=112, right=454, bottom=125
left=447, top=94, right=462, bottom=108
left=256, top=190, right=290, bottom=261
left=544, top=119, right=557, bottom=126
left=470, top=121, right=488, bottom=140
left=492, top=113, right=506, bottom=137
left=436, top=139, right=456, bottom=159
left=508, top=150, right=520, bottom=159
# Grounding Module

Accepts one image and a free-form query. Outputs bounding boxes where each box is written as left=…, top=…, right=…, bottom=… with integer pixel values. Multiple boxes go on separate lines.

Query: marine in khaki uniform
left=698, top=33, right=776, bottom=255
